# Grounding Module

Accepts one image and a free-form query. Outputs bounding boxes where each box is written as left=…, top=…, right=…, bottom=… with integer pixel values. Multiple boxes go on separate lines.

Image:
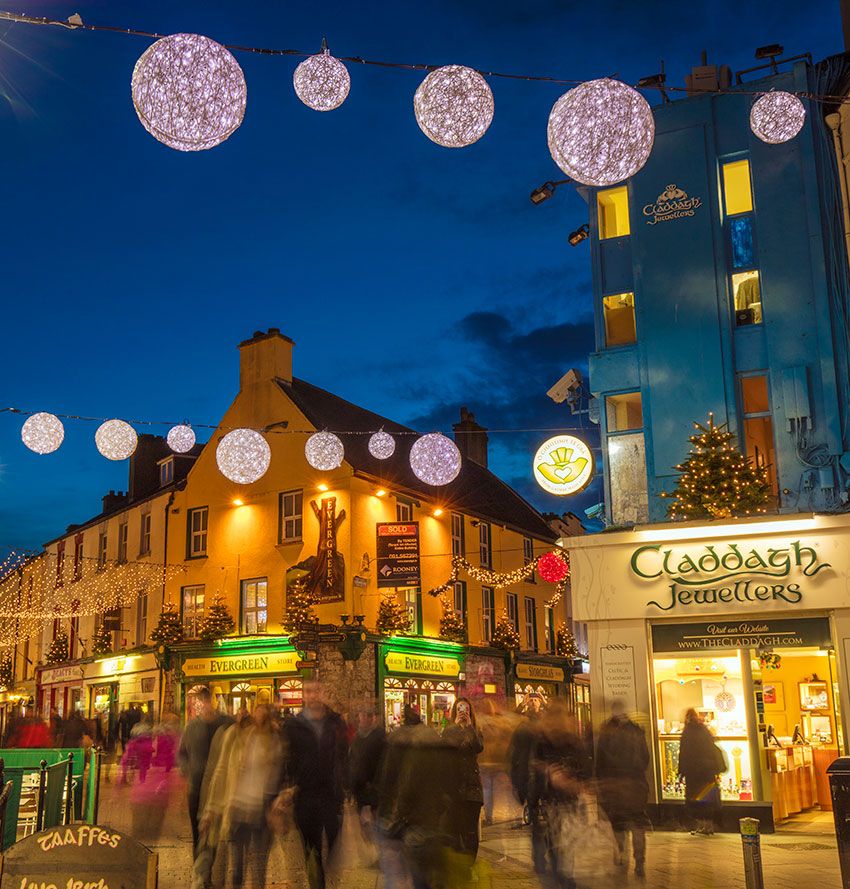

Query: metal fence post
left=740, top=817, right=765, bottom=889
left=36, top=759, right=47, bottom=833
left=64, top=752, right=74, bottom=825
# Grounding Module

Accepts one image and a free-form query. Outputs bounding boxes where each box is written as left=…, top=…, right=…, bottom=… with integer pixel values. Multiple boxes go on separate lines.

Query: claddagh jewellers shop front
left=566, top=514, right=850, bottom=832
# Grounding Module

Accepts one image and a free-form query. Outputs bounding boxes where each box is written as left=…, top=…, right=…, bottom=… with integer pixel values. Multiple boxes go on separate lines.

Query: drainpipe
left=827, top=113, right=850, bottom=276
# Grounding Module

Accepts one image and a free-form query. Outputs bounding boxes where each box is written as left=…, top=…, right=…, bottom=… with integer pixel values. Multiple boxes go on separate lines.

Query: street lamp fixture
left=568, top=223, right=590, bottom=246
left=530, top=178, right=573, bottom=205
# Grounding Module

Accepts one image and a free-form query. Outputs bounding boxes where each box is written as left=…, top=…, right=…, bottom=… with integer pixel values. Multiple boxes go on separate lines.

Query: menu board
left=600, top=643, right=638, bottom=717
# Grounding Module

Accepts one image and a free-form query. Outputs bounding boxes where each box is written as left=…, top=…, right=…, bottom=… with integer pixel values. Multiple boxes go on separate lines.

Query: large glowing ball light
left=294, top=49, right=351, bottom=111
left=414, top=65, right=494, bottom=148
left=96, top=420, right=138, bottom=461
left=167, top=424, right=196, bottom=454
left=547, top=78, right=655, bottom=186
left=750, top=91, right=806, bottom=144
left=305, top=431, right=345, bottom=470
left=368, top=430, right=396, bottom=460
left=537, top=551, right=569, bottom=584
left=21, top=412, right=64, bottom=455
left=409, top=433, right=462, bottom=486
left=216, top=429, right=271, bottom=484
left=131, top=33, right=247, bottom=151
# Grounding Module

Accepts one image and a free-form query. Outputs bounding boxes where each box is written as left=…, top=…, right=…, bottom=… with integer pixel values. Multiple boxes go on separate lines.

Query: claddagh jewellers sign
left=630, top=540, right=833, bottom=613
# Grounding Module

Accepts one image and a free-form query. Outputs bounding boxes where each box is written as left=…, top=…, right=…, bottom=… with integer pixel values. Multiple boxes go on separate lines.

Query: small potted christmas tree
left=376, top=593, right=410, bottom=636
left=438, top=593, right=466, bottom=643
left=91, top=622, right=112, bottom=656
left=491, top=609, right=521, bottom=651
left=45, top=630, right=69, bottom=666
left=555, top=621, right=580, bottom=659
left=198, top=594, right=236, bottom=641
left=284, top=577, right=318, bottom=631
left=150, top=601, right=184, bottom=645
left=0, top=655, right=13, bottom=690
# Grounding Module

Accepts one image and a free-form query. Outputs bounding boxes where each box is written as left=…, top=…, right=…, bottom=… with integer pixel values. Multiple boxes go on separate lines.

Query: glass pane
left=257, top=582, right=267, bottom=607
left=741, top=375, right=769, bottom=414
left=722, top=159, right=753, bottom=215
left=597, top=186, right=630, bottom=239
left=603, top=292, right=636, bottom=347
left=730, top=216, right=754, bottom=269
left=608, top=432, right=649, bottom=524
left=744, top=416, right=777, bottom=492
left=606, top=392, right=643, bottom=432
left=732, top=271, right=762, bottom=326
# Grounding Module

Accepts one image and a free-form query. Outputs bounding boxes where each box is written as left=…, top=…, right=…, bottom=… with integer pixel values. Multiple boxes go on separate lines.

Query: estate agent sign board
left=0, top=825, right=156, bottom=889
left=376, top=523, right=421, bottom=588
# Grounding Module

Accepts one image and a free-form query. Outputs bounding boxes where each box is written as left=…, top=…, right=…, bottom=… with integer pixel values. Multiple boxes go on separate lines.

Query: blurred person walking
left=442, top=697, right=484, bottom=867
left=596, top=701, right=650, bottom=879
left=678, top=708, right=726, bottom=836
left=348, top=702, right=386, bottom=864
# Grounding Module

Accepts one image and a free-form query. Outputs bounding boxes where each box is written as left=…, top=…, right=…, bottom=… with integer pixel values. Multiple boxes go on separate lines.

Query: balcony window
left=597, top=186, right=630, bottom=239
left=603, top=292, right=637, bottom=347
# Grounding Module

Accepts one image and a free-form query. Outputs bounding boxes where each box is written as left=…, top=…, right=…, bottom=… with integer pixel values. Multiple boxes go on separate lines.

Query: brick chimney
left=129, top=434, right=172, bottom=501
left=102, top=490, right=129, bottom=515
left=452, top=407, right=489, bottom=468
left=238, top=328, right=294, bottom=388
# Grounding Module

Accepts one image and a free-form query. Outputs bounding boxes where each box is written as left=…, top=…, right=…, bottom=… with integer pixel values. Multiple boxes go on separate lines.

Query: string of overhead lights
left=0, top=9, right=824, bottom=182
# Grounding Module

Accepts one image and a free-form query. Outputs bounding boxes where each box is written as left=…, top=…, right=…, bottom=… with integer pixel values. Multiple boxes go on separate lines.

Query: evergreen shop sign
left=630, top=540, right=832, bottom=612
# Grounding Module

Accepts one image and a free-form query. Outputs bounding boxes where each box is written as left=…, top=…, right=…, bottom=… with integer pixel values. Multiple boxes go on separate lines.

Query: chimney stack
left=102, top=490, right=129, bottom=515
left=238, top=328, right=294, bottom=388
left=452, top=407, right=489, bottom=468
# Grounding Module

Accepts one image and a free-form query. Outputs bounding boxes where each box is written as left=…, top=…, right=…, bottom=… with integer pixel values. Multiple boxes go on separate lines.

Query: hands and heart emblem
left=536, top=446, right=589, bottom=486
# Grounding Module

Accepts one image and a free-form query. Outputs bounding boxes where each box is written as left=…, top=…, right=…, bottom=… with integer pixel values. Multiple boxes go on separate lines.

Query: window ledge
left=186, top=554, right=208, bottom=561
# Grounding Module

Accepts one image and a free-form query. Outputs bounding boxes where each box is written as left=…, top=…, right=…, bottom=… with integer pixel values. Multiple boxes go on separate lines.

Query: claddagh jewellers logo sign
left=643, top=184, right=702, bottom=225
left=630, top=540, right=832, bottom=612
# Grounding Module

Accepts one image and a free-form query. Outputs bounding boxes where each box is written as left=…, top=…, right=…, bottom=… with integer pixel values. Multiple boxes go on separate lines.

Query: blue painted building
left=583, top=56, right=850, bottom=526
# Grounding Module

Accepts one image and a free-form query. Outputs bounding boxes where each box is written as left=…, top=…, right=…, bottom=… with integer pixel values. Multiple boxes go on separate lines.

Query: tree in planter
left=490, top=609, right=521, bottom=651
left=283, top=576, right=318, bottom=631
left=438, top=593, right=466, bottom=643
left=0, top=655, right=13, bottom=690
left=198, top=594, right=236, bottom=641
left=45, top=629, right=69, bottom=666
left=91, top=622, right=112, bottom=656
left=662, top=413, right=771, bottom=520
left=150, top=600, right=184, bottom=645
left=376, top=593, right=410, bottom=636
left=555, top=621, right=581, bottom=660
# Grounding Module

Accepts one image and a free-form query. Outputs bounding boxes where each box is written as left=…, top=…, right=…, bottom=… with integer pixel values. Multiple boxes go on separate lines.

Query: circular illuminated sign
left=533, top=434, right=594, bottom=496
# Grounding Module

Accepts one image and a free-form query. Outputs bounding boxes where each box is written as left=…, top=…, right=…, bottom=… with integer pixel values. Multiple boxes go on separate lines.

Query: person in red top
left=11, top=717, right=51, bottom=748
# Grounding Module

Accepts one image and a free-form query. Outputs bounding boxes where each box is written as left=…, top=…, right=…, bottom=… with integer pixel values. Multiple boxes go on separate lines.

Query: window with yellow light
left=722, top=159, right=753, bottom=216
left=597, top=186, right=630, bottom=239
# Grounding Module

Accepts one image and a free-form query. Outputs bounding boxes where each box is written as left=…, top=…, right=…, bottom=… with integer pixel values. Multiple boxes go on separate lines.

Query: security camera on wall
left=547, top=369, right=583, bottom=404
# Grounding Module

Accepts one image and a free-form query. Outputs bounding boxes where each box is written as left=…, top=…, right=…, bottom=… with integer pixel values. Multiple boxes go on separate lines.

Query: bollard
left=740, top=818, right=765, bottom=889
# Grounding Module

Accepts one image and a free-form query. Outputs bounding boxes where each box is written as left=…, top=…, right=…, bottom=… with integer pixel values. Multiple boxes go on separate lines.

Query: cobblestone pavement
left=96, top=765, right=843, bottom=889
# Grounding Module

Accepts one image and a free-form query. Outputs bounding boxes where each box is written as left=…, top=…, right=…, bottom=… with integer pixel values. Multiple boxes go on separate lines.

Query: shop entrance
left=384, top=677, right=457, bottom=729
left=187, top=678, right=303, bottom=720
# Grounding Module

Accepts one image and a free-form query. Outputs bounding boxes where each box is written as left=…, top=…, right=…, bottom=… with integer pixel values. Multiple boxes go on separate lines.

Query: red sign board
left=376, top=522, right=421, bottom=588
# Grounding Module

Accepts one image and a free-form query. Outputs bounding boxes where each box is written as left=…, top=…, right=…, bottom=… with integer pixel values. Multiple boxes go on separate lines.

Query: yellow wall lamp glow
left=532, top=434, right=594, bottom=496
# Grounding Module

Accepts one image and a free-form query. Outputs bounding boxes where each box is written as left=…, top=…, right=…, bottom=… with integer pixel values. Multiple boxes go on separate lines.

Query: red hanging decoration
left=538, top=551, right=569, bottom=584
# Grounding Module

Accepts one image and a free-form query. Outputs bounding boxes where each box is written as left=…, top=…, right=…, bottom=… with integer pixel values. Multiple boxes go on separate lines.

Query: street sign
left=376, top=522, right=421, bottom=588
left=296, top=661, right=318, bottom=671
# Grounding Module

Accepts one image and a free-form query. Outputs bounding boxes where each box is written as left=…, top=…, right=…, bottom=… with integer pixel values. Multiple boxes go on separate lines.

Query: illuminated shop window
left=603, top=292, right=637, bottom=347
left=597, top=186, right=630, bottom=239
left=722, top=160, right=753, bottom=216
left=740, top=373, right=777, bottom=494
left=732, top=270, right=762, bottom=326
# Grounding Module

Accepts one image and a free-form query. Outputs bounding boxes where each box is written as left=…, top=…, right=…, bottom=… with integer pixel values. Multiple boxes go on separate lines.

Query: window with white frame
left=279, top=490, right=304, bottom=543
left=160, top=459, right=174, bottom=487
left=136, top=590, right=148, bottom=646
left=506, top=592, right=519, bottom=631
left=188, top=507, right=208, bottom=558
left=241, top=578, right=268, bottom=634
left=97, top=531, right=108, bottom=569
left=139, top=513, right=151, bottom=556
left=482, top=586, right=495, bottom=641
left=524, top=597, right=538, bottom=650
left=453, top=581, right=467, bottom=622
left=118, top=522, right=128, bottom=563
left=523, top=537, right=536, bottom=582
left=396, top=500, right=413, bottom=522
left=451, top=514, right=465, bottom=557
left=182, top=585, right=205, bottom=638
left=479, top=523, right=492, bottom=568
left=403, top=589, right=419, bottom=634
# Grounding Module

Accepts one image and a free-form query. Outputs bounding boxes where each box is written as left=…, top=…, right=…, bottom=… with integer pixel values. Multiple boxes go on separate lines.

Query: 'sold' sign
left=376, top=523, right=421, bottom=588
left=0, top=825, right=156, bottom=889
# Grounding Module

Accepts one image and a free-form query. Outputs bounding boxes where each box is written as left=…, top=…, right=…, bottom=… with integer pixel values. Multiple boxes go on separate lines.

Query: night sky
left=0, top=1, right=839, bottom=550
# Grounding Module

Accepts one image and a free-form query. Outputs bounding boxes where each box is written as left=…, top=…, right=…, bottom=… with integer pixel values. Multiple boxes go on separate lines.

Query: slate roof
left=281, top=378, right=556, bottom=542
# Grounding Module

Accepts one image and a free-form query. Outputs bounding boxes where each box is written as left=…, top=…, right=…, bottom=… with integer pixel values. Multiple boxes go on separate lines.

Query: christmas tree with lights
left=491, top=609, right=521, bottom=651
left=556, top=621, right=580, bottom=659
left=284, top=577, right=318, bottom=631
left=45, top=630, right=69, bottom=666
left=150, top=600, right=184, bottom=645
left=662, top=413, right=770, bottom=520
left=198, top=594, right=236, bottom=641
left=438, top=593, right=466, bottom=643
left=91, top=621, right=112, bottom=656
left=0, top=656, right=13, bottom=690
left=376, top=593, right=410, bottom=636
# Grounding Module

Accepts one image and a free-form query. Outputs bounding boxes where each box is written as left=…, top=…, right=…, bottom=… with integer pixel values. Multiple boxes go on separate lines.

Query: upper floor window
left=117, top=522, right=128, bottom=563
left=182, top=585, right=205, bottom=638
left=544, top=606, right=556, bottom=654
left=523, top=538, right=536, bottom=583
left=479, top=522, right=492, bottom=568
left=740, top=373, right=778, bottom=495
left=606, top=391, right=644, bottom=432
left=279, top=490, right=303, bottom=543
left=73, top=536, right=83, bottom=581
left=187, top=507, right=208, bottom=558
left=453, top=581, right=467, bottom=622
left=135, top=590, right=148, bottom=647
left=482, top=587, right=495, bottom=641
left=451, top=513, right=465, bottom=557
left=241, top=578, right=268, bottom=634
left=403, top=589, right=421, bottom=635
left=160, top=458, right=174, bottom=487
left=606, top=391, right=649, bottom=526
left=396, top=500, right=413, bottom=522
left=524, top=597, right=538, bottom=651
left=603, top=292, right=637, bottom=348
left=721, top=159, right=761, bottom=328
left=722, top=160, right=753, bottom=216
left=97, top=532, right=108, bottom=569
left=506, top=592, right=519, bottom=631
left=597, top=186, right=630, bottom=239
left=139, top=513, right=151, bottom=556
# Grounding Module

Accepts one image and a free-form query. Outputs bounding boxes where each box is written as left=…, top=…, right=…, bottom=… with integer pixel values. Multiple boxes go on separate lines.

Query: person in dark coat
left=442, top=697, right=484, bottom=864
left=283, top=680, right=349, bottom=889
left=596, top=701, right=650, bottom=878
left=349, top=703, right=386, bottom=862
left=677, top=708, right=724, bottom=835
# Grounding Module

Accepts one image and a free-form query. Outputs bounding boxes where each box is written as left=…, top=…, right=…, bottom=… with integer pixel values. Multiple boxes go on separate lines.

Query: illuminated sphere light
left=414, top=65, right=494, bottom=148
left=21, top=412, right=64, bottom=455
left=538, top=551, right=569, bottom=584
left=409, top=433, right=461, bottom=486
left=750, top=91, right=806, bottom=144
left=293, top=49, right=351, bottom=111
left=305, top=431, right=345, bottom=471
left=131, top=33, right=247, bottom=151
left=95, top=420, right=138, bottom=461
left=368, top=430, right=396, bottom=460
left=216, top=428, right=270, bottom=484
left=167, top=424, right=196, bottom=454
left=547, top=78, right=655, bottom=186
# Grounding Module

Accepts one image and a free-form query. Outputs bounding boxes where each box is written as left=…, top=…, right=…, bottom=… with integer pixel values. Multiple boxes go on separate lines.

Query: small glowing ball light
left=216, top=428, right=270, bottom=484
left=96, top=420, right=138, bottom=461
left=750, top=91, right=806, bottom=144
left=547, top=78, right=655, bottom=186
left=537, top=551, right=569, bottom=584
left=21, top=412, right=64, bottom=455
left=131, top=33, right=247, bottom=151
left=293, top=48, right=351, bottom=111
left=414, top=65, right=494, bottom=148
left=409, top=433, right=461, bottom=485
left=167, top=424, right=196, bottom=454
left=305, top=431, right=345, bottom=470
left=368, top=430, right=396, bottom=460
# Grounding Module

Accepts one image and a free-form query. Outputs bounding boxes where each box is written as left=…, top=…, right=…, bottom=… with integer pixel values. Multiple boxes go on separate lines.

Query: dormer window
left=160, top=458, right=174, bottom=487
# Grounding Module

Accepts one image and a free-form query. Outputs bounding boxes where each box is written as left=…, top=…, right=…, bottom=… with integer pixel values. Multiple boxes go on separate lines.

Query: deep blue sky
left=0, top=1, right=840, bottom=550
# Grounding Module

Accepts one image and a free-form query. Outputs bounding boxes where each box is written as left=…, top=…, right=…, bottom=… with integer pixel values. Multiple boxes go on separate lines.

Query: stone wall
left=462, top=648, right=509, bottom=706
left=315, top=639, right=377, bottom=717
